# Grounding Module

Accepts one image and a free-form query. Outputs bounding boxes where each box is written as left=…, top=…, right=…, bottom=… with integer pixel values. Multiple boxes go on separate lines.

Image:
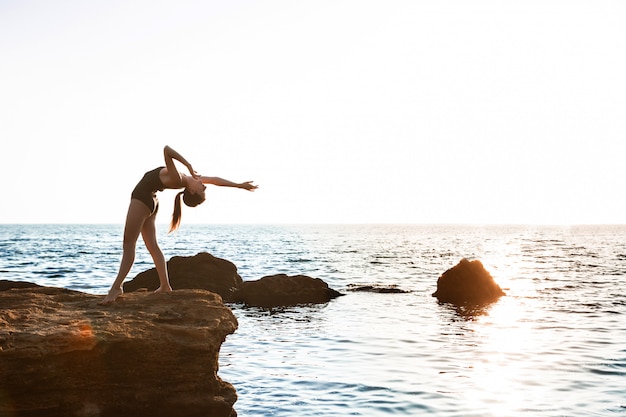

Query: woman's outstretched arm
left=200, top=176, right=258, bottom=191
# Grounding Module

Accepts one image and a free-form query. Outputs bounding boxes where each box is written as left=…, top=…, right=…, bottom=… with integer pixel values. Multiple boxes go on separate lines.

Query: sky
left=1, top=0, right=625, bottom=225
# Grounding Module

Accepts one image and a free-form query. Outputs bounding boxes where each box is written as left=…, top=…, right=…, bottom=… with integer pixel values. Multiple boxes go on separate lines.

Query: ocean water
left=1, top=224, right=625, bottom=416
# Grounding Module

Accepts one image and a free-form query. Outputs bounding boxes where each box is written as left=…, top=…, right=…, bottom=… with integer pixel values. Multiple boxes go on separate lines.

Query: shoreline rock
left=432, top=258, right=505, bottom=305
left=346, top=284, right=411, bottom=294
left=123, top=253, right=344, bottom=308
left=0, top=286, right=238, bottom=417
left=231, top=274, right=343, bottom=308
left=123, top=252, right=243, bottom=302
left=0, top=279, right=41, bottom=291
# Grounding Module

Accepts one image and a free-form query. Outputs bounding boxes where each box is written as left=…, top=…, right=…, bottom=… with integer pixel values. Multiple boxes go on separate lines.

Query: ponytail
left=169, top=188, right=206, bottom=233
left=169, top=191, right=185, bottom=233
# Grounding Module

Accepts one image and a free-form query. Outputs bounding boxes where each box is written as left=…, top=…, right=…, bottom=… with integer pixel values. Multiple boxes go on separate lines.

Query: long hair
left=169, top=189, right=206, bottom=233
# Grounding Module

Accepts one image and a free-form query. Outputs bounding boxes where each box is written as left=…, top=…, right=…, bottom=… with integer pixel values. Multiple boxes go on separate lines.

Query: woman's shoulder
left=158, top=166, right=183, bottom=189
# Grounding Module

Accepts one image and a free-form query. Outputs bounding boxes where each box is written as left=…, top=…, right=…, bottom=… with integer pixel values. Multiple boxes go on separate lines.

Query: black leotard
left=131, top=167, right=165, bottom=214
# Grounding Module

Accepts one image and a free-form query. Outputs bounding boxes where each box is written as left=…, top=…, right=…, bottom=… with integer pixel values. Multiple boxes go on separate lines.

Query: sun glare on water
left=459, top=240, right=558, bottom=416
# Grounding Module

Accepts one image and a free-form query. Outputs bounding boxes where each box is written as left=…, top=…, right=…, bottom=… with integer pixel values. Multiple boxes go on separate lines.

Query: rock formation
left=231, top=274, right=343, bottom=308
left=347, top=284, right=411, bottom=294
left=432, top=258, right=505, bottom=305
left=124, top=252, right=242, bottom=301
left=0, top=279, right=41, bottom=291
left=123, top=253, right=343, bottom=308
left=0, top=285, right=238, bottom=417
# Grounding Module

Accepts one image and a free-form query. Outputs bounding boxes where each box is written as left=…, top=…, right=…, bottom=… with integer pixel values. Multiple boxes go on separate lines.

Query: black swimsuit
left=131, top=167, right=166, bottom=214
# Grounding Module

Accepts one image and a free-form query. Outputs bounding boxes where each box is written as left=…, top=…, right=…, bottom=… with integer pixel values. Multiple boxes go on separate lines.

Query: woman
left=100, top=145, right=257, bottom=305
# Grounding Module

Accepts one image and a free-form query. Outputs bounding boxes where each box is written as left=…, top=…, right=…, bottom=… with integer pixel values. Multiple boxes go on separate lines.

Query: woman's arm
left=200, top=176, right=258, bottom=191
left=161, top=145, right=197, bottom=188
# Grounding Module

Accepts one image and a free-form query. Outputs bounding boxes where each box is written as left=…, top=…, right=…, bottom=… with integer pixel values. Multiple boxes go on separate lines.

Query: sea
left=1, top=224, right=625, bottom=417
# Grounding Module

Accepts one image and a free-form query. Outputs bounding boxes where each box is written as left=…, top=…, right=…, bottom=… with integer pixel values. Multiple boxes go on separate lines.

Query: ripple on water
left=236, top=377, right=436, bottom=416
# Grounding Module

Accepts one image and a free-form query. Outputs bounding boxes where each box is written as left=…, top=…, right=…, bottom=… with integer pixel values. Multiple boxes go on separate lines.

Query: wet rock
left=231, top=274, right=343, bottom=308
left=0, top=286, right=238, bottom=417
left=347, top=284, right=411, bottom=294
left=432, top=258, right=505, bottom=305
left=124, top=252, right=242, bottom=301
left=0, top=279, right=41, bottom=291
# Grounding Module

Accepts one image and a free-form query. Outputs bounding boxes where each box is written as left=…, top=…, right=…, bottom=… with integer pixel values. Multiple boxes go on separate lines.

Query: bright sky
left=1, top=0, right=625, bottom=225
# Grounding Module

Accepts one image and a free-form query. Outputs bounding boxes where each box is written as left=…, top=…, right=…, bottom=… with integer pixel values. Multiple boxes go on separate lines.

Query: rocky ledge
left=0, top=285, right=238, bottom=417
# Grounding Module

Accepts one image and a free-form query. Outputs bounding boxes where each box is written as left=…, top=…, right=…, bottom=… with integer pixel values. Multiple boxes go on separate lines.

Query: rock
left=124, top=252, right=243, bottom=301
left=0, top=286, right=238, bottom=417
left=347, top=284, right=410, bottom=294
left=432, top=258, right=505, bottom=305
left=231, top=274, right=343, bottom=308
left=0, top=279, right=41, bottom=291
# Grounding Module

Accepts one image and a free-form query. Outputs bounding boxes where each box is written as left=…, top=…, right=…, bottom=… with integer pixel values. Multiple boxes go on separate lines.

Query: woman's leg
left=141, top=208, right=172, bottom=293
left=100, top=200, right=150, bottom=304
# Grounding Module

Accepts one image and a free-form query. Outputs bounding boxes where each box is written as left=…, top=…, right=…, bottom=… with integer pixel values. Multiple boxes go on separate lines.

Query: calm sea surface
left=1, top=224, right=625, bottom=416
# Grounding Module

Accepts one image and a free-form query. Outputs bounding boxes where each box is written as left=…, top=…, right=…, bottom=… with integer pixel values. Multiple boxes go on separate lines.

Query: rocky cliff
left=0, top=285, right=238, bottom=417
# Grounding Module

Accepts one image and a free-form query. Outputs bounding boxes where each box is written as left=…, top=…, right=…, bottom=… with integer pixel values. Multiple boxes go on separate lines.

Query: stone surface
left=0, top=286, right=238, bottom=417
left=123, top=252, right=243, bottom=302
left=0, top=279, right=41, bottom=291
left=346, top=284, right=411, bottom=294
left=432, top=258, right=505, bottom=305
left=231, top=274, right=343, bottom=308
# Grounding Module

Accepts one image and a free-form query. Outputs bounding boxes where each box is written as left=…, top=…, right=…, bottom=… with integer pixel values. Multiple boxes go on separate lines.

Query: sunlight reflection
left=462, top=296, right=552, bottom=416
left=481, top=239, right=538, bottom=301
left=64, top=320, right=97, bottom=352
left=481, top=253, right=517, bottom=291
left=459, top=233, right=570, bottom=416
left=449, top=233, right=549, bottom=415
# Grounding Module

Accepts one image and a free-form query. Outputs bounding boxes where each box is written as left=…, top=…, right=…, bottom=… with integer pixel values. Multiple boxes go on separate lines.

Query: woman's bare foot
left=153, top=286, right=173, bottom=295
left=99, top=287, right=123, bottom=305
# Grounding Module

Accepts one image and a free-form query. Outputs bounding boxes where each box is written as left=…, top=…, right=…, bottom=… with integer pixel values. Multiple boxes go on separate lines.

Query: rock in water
left=124, top=252, right=243, bottom=301
left=232, top=274, right=343, bottom=308
left=0, top=286, right=238, bottom=417
left=346, top=284, right=410, bottom=294
left=432, top=258, right=505, bottom=305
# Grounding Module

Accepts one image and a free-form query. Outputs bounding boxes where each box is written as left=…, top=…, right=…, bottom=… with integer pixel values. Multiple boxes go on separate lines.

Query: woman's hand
left=238, top=181, right=258, bottom=191
left=187, top=165, right=200, bottom=179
